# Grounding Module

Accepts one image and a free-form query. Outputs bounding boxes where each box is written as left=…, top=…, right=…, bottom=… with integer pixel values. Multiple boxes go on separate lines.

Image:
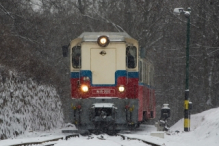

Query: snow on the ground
left=1, top=107, right=219, bottom=146
left=166, top=107, right=219, bottom=146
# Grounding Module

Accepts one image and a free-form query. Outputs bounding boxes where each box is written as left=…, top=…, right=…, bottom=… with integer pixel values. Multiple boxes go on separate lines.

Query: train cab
left=69, top=32, right=138, bottom=99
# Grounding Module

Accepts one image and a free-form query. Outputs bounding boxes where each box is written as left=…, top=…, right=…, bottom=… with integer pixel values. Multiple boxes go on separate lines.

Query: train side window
left=144, top=63, right=147, bottom=84
left=151, top=66, right=154, bottom=86
left=139, top=61, right=143, bottom=82
left=72, top=46, right=81, bottom=69
left=149, top=66, right=151, bottom=86
left=148, top=64, right=152, bottom=86
left=146, top=63, right=149, bottom=85
left=126, top=46, right=137, bottom=68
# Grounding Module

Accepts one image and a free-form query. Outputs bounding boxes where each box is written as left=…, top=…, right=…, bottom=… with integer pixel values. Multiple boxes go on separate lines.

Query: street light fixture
left=173, top=7, right=191, bottom=132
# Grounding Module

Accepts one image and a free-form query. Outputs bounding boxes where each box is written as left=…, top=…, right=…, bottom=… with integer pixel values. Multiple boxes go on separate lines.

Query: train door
left=90, top=48, right=116, bottom=85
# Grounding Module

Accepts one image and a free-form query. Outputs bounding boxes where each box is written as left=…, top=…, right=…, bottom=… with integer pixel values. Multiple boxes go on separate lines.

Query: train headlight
left=97, top=35, right=110, bottom=47
left=118, top=85, right=125, bottom=92
left=81, top=85, right=89, bottom=92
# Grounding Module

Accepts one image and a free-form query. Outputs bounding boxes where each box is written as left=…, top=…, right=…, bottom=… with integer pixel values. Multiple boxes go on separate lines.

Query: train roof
left=78, top=32, right=133, bottom=42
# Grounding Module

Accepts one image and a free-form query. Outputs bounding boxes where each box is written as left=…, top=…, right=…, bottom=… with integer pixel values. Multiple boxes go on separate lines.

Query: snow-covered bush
left=0, top=66, right=64, bottom=139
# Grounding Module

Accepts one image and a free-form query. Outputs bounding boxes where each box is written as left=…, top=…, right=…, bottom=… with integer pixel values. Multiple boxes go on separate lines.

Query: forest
left=0, top=0, right=219, bottom=126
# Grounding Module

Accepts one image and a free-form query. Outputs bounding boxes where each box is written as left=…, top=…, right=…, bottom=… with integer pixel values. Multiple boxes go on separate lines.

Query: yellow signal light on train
left=97, top=35, right=109, bottom=47
left=81, top=85, right=89, bottom=92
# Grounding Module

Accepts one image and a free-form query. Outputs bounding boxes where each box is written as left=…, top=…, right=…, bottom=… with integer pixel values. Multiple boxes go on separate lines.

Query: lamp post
left=174, top=7, right=191, bottom=132
left=185, top=7, right=191, bottom=132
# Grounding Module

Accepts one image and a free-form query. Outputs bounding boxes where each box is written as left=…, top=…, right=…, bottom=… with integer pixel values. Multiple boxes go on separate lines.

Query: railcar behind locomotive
left=62, top=32, right=155, bottom=133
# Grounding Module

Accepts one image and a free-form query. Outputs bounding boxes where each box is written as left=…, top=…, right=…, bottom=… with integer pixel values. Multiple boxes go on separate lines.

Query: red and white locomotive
left=62, top=32, right=155, bottom=133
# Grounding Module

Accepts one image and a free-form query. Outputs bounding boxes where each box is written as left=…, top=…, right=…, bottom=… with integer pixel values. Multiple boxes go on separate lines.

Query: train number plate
left=92, top=89, right=115, bottom=94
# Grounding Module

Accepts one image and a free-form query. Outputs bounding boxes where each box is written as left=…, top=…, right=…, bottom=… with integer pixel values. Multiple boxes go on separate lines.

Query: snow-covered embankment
left=0, top=67, right=63, bottom=139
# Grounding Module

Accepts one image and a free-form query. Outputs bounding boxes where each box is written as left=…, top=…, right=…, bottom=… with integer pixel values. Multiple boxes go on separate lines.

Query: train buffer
left=61, top=123, right=79, bottom=134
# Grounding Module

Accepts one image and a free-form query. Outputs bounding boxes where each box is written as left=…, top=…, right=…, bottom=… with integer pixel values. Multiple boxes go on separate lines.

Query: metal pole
left=184, top=8, right=191, bottom=132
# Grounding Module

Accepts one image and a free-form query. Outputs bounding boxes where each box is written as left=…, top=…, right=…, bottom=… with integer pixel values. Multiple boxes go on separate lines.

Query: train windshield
left=72, top=46, right=81, bottom=68
left=126, top=46, right=137, bottom=68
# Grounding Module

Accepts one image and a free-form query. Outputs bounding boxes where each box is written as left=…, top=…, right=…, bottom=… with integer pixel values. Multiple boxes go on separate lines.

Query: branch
left=208, top=49, right=219, bottom=56
left=0, top=2, right=14, bottom=20
left=147, top=36, right=163, bottom=48
left=81, top=14, right=99, bottom=21
left=92, top=9, right=125, bottom=32
left=6, top=34, right=39, bottom=44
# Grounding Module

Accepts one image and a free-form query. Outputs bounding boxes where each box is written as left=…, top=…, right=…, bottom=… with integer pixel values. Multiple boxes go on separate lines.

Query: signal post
left=173, top=7, right=192, bottom=132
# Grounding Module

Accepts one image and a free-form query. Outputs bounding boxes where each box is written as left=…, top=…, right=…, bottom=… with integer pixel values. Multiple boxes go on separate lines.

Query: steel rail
left=117, top=134, right=162, bottom=146
left=8, top=133, right=162, bottom=146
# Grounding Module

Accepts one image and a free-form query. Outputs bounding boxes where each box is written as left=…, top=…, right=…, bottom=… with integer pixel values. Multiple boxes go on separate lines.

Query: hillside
left=0, top=65, right=64, bottom=139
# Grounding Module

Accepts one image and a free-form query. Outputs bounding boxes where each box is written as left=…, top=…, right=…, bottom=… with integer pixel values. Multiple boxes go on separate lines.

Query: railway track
left=6, top=133, right=162, bottom=146
left=118, top=134, right=162, bottom=146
